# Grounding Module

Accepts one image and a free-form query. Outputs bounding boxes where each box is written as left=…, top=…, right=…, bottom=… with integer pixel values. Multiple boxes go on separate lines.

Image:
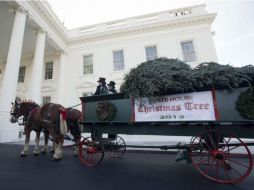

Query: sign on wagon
left=134, top=91, right=216, bottom=121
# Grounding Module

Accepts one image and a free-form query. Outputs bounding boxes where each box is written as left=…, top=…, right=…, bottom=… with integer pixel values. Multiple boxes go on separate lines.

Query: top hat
left=97, top=77, right=106, bottom=83
left=107, top=81, right=116, bottom=87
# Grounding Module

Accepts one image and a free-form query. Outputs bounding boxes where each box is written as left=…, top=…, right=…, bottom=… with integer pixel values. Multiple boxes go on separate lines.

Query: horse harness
left=18, top=106, right=40, bottom=126
left=42, top=104, right=67, bottom=134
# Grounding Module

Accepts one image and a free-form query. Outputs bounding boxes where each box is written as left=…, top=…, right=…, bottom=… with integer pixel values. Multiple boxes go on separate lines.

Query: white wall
left=64, top=24, right=217, bottom=108
left=0, top=24, right=217, bottom=109
left=0, top=4, right=217, bottom=109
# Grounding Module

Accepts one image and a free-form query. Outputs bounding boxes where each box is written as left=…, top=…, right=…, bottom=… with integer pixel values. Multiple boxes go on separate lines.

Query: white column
left=0, top=9, right=27, bottom=142
left=57, top=52, right=66, bottom=105
left=28, top=30, right=46, bottom=104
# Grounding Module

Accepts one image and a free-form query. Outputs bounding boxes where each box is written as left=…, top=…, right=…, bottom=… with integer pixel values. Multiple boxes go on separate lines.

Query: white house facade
left=0, top=1, right=217, bottom=142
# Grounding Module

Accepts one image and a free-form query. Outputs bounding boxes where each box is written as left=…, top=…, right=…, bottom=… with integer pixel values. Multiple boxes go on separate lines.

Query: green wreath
left=96, top=101, right=117, bottom=121
left=236, top=88, right=254, bottom=120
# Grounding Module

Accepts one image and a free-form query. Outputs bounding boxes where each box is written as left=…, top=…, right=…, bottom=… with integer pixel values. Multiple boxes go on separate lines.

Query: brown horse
left=40, top=104, right=82, bottom=158
left=10, top=101, right=82, bottom=160
left=10, top=100, right=43, bottom=156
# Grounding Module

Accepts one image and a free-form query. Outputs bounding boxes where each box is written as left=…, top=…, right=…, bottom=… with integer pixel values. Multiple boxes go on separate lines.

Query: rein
left=66, top=103, right=82, bottom=109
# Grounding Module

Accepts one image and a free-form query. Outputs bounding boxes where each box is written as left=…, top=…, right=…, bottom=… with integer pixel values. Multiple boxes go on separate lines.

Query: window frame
left=42, top=96, right=51, bottom=105
left=145, top=45, right=158, bottom=61
left=45, top=61, right=54, bottom=80
left=18, top=66, right=26, bottom=83
left=83, top=54, right=93, bottom=75
left=180, top=40, right=197, bottom=63
left=113, top=50, right=125, bottom=71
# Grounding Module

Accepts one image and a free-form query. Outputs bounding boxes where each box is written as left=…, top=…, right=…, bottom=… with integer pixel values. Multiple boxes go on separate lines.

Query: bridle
left=10, top=102, right=25, bottom=125
left=10, top=102, right=19, bottom=116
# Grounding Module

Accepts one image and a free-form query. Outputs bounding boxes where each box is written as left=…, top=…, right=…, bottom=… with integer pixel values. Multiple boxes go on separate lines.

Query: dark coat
left=109, top=88, right=117, bottom=94
left=94, top=84, right=109, bottom=95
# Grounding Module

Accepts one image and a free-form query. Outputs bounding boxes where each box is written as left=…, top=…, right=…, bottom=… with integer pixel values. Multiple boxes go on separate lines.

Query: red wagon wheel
left=189, top=130, right=253, bottom=184
left=107, top=135, right=126, bottom=158
left=79, top=137, right=104, bottom=167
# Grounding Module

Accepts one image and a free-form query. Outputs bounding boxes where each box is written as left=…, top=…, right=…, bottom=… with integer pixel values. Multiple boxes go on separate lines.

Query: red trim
left=211, top=87, right=220, bottom=120
left=130, top=98, right=135, bottom=122
left=59, top=107, right=67, bottom=120
left=30, top=107, right=39, bottom=114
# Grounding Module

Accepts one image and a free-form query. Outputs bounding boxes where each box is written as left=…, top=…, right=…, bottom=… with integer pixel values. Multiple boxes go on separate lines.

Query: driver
left=93, top=77, right=109, bottom=95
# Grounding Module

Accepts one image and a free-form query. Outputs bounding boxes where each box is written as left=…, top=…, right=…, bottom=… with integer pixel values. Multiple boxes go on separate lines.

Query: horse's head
left=10, top=100, right=39, bottom=123
left=10, top=100, right=22, bottom=123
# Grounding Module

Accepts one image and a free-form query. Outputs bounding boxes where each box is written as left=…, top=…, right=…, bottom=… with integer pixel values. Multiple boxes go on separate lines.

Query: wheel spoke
left=191, top=151, right=209, bottom=156
left=230, top=165, right=244, bottom=177
left=221, top=138, right=229, bottom=152
left=221, top=160, right=231, bottom=181
left=201, top=158, right=216, bottom=175
left=224, top=144, right=241, bottom=153
left=190, top=130, right=253, bottom=184
left=196, top=158, right=210, bottom=165
left=215, top=132, right=221, bottom=149
left=79, top=137, right=105, bottom=167
left=226, top=137, right=232, bottom=145
left=226, top=158, right=249, bottom=168
left=108, top=136, right=126, bottom=158
left=216, top=160, right=219, bottom=181
left=198, top=137, right=213, bottom=150
left=207, top=133, right=216, bottom=149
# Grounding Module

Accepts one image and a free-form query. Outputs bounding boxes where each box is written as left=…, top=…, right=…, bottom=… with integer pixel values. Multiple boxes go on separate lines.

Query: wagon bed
left=79, top=87, right=254, bottom=184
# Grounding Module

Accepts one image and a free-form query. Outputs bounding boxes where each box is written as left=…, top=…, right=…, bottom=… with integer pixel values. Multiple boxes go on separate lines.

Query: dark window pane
left=18, top=66, right=26, bottom=83
left=45, top=62, right=53, bottom=80
left=42, top=96, right=51, bottom=104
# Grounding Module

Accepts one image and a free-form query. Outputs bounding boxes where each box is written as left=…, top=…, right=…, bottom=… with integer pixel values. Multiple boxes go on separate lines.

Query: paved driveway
left=0, top=144, right=253, bottom=190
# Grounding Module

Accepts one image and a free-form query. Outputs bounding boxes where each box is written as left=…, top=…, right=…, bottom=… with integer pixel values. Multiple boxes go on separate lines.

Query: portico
left=0, top=1, right=64, bottom=142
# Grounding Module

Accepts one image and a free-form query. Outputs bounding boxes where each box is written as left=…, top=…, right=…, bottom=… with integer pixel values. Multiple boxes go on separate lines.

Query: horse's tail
left=59, top=107, right=68, bottom=135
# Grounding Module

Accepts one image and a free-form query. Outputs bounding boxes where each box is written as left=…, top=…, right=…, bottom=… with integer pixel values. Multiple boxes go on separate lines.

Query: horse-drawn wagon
left=79, top=87, right=254, bottom=184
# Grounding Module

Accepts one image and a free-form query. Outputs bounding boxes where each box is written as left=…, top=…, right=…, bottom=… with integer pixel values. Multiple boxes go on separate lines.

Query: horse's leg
left=41, top=130, right=49, bottom=154
left=21, top=126, right=31, bottom=156
left=50, top=141, right=55, bottom=154
left=69, top=122, right=81, bottom=156
left=33, top=131, right=41, bottom=155
left=53, top=135, right=63, bottom=160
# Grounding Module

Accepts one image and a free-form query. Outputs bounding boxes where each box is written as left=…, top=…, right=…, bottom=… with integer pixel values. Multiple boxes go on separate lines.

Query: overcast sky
left=47, top=0, right=254, bottom=67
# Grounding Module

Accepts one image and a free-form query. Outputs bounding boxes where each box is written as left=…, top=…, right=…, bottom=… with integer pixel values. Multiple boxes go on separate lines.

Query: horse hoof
left=52, top=157, right=62, bottom=161
left=41, top=150, right=46, bottom=154
left=20, top=154, right=27, bottom=157
left=33, top=153, right=40, bottom=156
left=50, top=150, right=54, bottom=154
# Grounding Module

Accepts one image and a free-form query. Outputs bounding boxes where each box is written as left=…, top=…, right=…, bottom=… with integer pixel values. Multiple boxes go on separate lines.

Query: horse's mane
left=19, top=100, right=39, bottom=107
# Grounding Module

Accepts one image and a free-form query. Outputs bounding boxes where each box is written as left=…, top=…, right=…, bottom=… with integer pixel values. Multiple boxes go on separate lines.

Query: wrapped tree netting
left=193, top=62, right=252, bottom=90
left=120, top=58, right=253, bottom=98
left=120, top=58, right=194, bottom=97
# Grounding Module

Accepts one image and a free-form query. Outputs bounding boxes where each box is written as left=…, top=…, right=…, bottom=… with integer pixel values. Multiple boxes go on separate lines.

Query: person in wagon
left=107, top=81, right=117, bottom=94
left=93, top=77, right=109, bottom=95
